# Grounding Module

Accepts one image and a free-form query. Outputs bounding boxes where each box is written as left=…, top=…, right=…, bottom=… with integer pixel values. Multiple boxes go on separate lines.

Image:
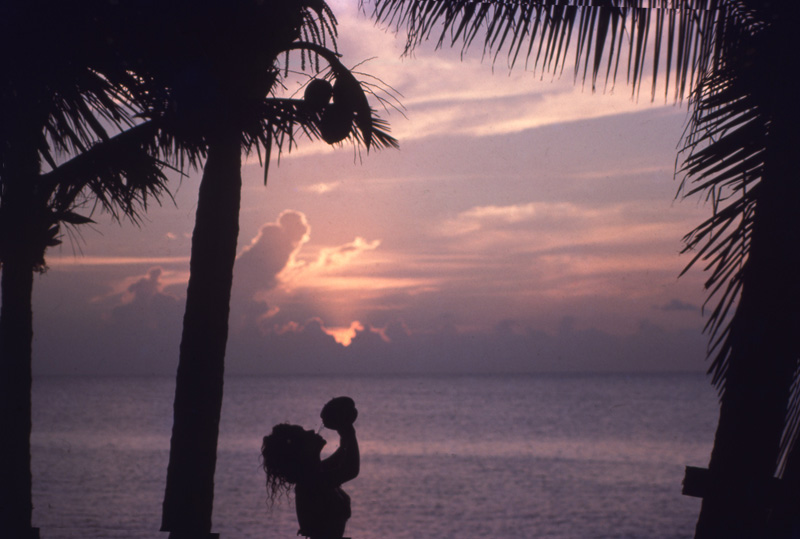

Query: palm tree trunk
left=768, top=438, right=800, bottom=538
left=0, top=258, right=36, bottom=537
left=0, top=133, right=42, bottom=538
left=161, top=131, right=242, bottom=537
left=695, top=85, right=800, bottom=538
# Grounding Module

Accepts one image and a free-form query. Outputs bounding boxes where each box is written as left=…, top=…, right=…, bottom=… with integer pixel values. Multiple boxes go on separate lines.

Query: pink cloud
left=235, top=210, right=310, bottom=292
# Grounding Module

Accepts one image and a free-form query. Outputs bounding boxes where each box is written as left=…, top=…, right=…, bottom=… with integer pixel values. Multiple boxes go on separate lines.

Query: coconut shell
left=321, top=396, right=358, bottom=430
left=303, top=79, right=332, bottom=111
left=332, top=76, right=361, bottom=110
left=318, top=103, right=353, bottom=144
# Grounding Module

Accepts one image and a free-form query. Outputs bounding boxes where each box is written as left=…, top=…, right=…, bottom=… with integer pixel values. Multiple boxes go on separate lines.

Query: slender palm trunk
left=0, top=258, right=36, bottom=537
left=0, top=131, right=42, bottom=538
left=695, top=80, right=800, bottom=538
left=161, top=131, right=242, bottom=537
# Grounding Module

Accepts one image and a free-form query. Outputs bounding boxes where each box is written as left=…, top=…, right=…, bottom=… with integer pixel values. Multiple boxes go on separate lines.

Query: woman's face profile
left=298, top=428, right=326, bottom=462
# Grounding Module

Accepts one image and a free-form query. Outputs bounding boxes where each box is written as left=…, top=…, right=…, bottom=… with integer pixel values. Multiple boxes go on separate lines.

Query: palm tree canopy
left=110, top=0, right=397, bottom=173
left=0, top=0, right=173, bottom=270
left=367, top=0, right=800, bottom=474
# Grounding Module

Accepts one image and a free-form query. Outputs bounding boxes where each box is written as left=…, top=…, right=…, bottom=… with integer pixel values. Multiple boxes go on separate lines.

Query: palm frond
left=675, top=2, right=775, bottom=393
left=42, top=81, right=137, bottom=163
left=297, top=1, right=340, bottom=71
left=368, top=0, right=723, bottom=100
left=243, top=90, right=398, bottom=185
left=249, top=40, right=398, bottom=184
left=1, top=0, right=142, bottom=170
left=39, top=120, right=171, bottom=226
left=779, top=367, right=800, bottom=477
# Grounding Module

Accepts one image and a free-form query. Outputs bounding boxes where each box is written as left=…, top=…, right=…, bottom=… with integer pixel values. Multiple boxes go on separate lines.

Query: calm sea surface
left=32, top=374, right=718, bottom=538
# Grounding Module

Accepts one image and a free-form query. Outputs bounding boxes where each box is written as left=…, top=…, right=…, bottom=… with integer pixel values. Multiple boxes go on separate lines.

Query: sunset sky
left=34, top=2, right=713, bottom=375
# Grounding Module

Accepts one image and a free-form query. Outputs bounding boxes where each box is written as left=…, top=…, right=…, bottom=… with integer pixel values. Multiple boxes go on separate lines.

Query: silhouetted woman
left=262, top=397, right=359, bottom=539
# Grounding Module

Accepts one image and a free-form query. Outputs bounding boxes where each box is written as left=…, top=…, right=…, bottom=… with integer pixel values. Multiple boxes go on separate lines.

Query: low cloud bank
left=225, top=316, right=707, bottom=375
left=35, top=295, right=707, bottom=375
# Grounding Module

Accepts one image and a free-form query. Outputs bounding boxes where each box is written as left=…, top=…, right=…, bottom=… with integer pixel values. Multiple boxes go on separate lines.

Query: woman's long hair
left=261, top=424, right=308, bottom=504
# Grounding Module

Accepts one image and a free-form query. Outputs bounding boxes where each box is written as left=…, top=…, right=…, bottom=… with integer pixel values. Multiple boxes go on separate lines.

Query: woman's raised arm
left=320, top=397, right=360, bottom=485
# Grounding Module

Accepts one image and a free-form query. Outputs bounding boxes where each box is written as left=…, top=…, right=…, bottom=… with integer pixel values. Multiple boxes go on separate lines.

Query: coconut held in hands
left=321, top=396, right=358, bottom=431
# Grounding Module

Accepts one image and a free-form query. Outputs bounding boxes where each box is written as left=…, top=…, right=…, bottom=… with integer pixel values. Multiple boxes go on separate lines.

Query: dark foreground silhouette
left=262, top=397, right=359, bottom=538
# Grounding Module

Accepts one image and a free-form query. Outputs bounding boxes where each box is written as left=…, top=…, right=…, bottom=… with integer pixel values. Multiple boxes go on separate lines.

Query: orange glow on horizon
left=323, top=321, right=365, bottom=347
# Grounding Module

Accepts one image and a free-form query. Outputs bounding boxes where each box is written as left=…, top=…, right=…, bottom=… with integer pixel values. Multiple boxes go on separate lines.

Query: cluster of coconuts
left=303, top=77, right=359, bottom=144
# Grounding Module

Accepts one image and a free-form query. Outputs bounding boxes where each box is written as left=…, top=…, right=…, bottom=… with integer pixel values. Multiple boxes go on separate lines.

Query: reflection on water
left=363, top=437, right=709, bottom=464
left=33, top=374, right=717, bottom=538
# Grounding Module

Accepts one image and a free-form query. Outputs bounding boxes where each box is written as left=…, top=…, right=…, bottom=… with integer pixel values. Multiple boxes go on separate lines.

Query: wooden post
left=683, top=465, right=788, bottom=506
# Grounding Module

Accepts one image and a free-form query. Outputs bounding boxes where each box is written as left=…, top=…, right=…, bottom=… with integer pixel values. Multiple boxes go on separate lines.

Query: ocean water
left=32, top=374, right=718, bottom=538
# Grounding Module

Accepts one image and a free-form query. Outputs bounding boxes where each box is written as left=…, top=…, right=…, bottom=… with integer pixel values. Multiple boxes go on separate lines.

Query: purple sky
left=33, top=3, right=713, bottom=375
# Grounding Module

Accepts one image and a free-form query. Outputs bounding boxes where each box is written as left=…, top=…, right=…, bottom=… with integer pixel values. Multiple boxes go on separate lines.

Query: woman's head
left=261, top=423, right=326, bottom=502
